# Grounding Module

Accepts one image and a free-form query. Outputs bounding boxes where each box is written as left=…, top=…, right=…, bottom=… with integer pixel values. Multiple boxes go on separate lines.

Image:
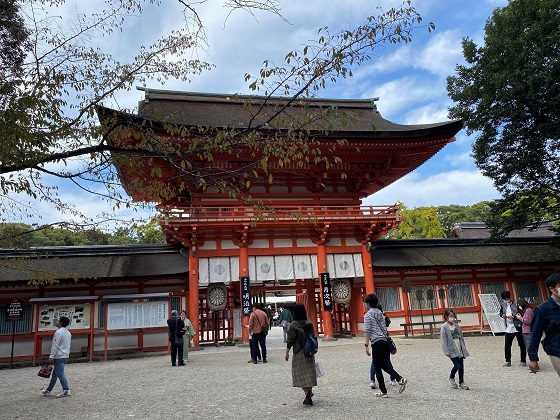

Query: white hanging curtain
left=256, top=255, right=275, bottom=281
left=326, top=254, right=336, bottom=276
left=353, top=253, right=364, bottom=277
left=293, top=254, right=313, bottom=279
left=230, top=256, right=240, bottom=281
left=209, top=257, right=230, bottom=283
left=334, top=253, right=355, bottom=278
left=275, top=255, right=295, bottom=280
left=310, top=254, right=318, bottom=278
left=198, top=258, right=210, bottom=284
left=249, top=256, right=257, bottom=282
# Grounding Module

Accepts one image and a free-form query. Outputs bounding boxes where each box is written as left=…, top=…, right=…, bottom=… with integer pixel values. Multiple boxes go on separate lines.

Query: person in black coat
left=167, top=310, right=185, bottom=366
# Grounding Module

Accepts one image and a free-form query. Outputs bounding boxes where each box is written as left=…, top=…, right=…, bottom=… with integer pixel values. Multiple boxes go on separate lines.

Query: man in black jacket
left=167, top=310, right=185, bottom=366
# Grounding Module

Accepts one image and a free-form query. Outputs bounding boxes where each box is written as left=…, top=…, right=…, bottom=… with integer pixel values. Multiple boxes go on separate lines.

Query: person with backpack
left=364, top=293, right=407, bottom=398
left=285, top=302, right=317, bottom=406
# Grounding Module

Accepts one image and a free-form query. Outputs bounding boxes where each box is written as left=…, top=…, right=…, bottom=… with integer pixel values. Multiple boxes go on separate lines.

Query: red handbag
left=38, top=364, right=53, bottom=378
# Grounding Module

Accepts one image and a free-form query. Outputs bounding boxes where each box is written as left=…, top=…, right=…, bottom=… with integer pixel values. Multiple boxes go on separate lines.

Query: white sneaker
left=448, top=378, right=459, bottom=389
left=41, top=389, right=52, bottom=396
left=390, top=379, right=398, bottom=386
left=370, top=380, right=377, bottom=389
left=458, top=383, right=470, bottom=390
left=56, top=390, right=71, bottom=398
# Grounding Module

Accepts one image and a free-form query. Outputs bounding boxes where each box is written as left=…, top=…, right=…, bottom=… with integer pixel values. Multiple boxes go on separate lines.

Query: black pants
left=504, top=330, right=526, bottom=363
left=372, top=340, right=402, bottom=394
left=170, top=338, right=184, bottom=366
left=251, top=331, right=267, bottom=361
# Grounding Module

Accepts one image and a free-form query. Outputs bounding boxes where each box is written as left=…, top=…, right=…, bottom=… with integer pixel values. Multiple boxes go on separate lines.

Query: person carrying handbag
left=364, top=294, right=408, bottom=398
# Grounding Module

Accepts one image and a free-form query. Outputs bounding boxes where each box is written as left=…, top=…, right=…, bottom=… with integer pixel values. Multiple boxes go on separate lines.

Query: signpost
left=241, top=277, right=251, bottom=316
left=6, top=297, right=24, bottom=369
left=320, top=273, right=332, bottom=311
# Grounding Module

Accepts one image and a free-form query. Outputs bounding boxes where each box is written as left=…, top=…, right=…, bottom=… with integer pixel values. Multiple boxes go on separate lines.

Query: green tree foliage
left=135, top=217, right=164, bottom=244
left=387, top=202, right=492, bottom=239
left=437, top=202, right=492, bottom=237
left=0, top=219, right=163, bottom=247
left=1, top=0, right=433, bottom=230
left=387, top=204, right=445, bottom=239
left=447, top=0, right=560, bottom=237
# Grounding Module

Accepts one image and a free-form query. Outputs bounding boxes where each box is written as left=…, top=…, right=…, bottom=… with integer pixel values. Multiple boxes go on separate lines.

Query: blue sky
left=12, top=0, right=510, bottom=228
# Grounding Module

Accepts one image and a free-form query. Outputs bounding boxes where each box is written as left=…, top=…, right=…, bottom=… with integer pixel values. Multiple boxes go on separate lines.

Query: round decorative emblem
left=260, top=263, right=271, bottom=273
left=214, top=264, right=226, bottom=275
left=332, top=279, right=351, bottom=304
left=339, top=260, right=350, bottom=271
left=297, top=262, right=308, bottom=272
left=207, top=283, right=227, bottom=311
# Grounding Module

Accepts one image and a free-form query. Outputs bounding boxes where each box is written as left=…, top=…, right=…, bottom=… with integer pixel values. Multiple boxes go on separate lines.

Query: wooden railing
left=162, top=205, right=400, bottom=224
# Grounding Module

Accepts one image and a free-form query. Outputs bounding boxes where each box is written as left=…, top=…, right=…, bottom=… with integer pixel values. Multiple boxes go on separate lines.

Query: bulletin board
left=107, top=301, right=168, bottom=330
left=38, top=303, right=91, bottom=331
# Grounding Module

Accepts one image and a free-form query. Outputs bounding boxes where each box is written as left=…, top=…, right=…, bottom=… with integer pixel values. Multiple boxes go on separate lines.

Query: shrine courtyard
left=1, top=327, right=557, bottom=420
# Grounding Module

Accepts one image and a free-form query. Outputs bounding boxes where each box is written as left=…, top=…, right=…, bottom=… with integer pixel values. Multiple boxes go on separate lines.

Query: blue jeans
left=450, top=356, right=465, bottom=384
left=47, top=358, right=69, bottom=391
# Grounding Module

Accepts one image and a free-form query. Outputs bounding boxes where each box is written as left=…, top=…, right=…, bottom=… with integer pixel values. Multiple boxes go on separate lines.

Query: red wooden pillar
left=362, top=243, right=375, bottom=295
left=305, top=278, right=318, bottom=333
left=239, top=245, right=250, bottom=344
left=317, top=243, right=334, bottom=338
left=188, top=252, right=200, bottom=347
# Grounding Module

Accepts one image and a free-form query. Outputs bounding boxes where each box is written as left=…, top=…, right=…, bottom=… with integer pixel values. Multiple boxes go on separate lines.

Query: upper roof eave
left=97, top=104, right=463, bottom=141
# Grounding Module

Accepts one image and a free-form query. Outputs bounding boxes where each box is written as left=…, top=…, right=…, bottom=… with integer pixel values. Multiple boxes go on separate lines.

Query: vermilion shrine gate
left=99, top=89, right=462, bottom=346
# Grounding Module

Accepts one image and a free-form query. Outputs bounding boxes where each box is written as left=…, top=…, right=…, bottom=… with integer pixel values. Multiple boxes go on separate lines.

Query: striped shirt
left=364, top=308, right=387, bottom=345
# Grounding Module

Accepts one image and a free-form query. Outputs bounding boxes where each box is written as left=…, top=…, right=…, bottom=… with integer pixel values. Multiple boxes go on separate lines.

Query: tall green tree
left=387, top=204, right=445, bottom=239
left=447, top=0, right=560, bottom=237
left=437, top=202, right=492, bottom=237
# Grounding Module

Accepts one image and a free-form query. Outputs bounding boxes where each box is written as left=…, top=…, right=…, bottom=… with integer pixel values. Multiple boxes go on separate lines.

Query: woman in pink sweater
left=515, top=298, right=534, bottom=349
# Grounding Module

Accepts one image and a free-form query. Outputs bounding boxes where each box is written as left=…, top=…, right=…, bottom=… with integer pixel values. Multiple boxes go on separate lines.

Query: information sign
left=320, top=273, right=333, bottom=311
left=241, top=276, right=251, bottom=316
left=6, top=298, right=24, bottom=321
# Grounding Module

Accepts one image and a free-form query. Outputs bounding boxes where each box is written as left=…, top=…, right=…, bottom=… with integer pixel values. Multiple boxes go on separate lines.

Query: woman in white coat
left=440, top=308, right=470, bottom=390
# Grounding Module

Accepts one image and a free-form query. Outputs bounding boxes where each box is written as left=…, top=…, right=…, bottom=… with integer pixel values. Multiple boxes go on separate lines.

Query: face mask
left=448, top=317, right=455, bottom=323
left=556, top=287, right=560, bottom=296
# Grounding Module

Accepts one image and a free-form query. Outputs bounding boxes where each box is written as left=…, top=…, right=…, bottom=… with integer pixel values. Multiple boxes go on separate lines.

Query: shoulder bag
left=374, top=315, right=397, bottom=355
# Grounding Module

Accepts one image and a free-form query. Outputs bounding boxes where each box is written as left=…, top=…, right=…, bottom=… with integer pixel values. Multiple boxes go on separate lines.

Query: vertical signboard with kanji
left=320, top=273, right=333, bottom=311
left=6, top=298, right=24, bottom=369
left=6, top=298, right=24, bottom=321
left=241, top=276, right=251, bottom=316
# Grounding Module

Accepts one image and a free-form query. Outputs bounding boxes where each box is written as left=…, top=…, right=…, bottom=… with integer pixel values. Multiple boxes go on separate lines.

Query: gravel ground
left=1, top=327, right=559, bottom=420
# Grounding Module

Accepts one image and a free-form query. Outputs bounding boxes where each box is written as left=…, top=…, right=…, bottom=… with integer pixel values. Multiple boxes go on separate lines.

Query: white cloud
left=363, top=170, right=499, bottom=208
left=402, top=103, right=449, bottom=125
